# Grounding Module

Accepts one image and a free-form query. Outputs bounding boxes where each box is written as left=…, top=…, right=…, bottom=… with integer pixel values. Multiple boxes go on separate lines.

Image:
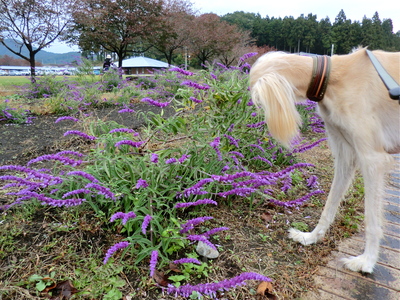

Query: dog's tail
left=251, top=72, right=302, bottom=148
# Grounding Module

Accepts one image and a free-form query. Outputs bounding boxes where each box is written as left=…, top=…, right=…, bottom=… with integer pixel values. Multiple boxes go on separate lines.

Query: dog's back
left=322, top=49, right=400, bottom=155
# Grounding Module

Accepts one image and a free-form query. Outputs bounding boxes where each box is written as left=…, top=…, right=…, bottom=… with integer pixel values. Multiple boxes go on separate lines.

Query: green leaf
left=28, top=274, right=43, bottom=282
left=168, top=275, right=187, bottom=283
left=103, top=288, right=123, bottom=300
left=36, top=281, right=46, bottom=291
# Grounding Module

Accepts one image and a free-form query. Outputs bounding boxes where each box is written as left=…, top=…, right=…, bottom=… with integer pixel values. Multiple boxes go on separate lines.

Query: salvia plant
left=0, top=99, right=34, bottom=124
left=0, top=55, right=327, bottom=299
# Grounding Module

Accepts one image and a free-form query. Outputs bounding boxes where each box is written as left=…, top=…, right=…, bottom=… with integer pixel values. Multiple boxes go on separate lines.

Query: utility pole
left=184, top=47, right=188, bottom=70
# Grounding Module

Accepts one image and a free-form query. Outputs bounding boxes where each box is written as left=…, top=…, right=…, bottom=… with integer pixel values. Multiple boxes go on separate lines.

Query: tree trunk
left=29, top=51, right=36, bottom=83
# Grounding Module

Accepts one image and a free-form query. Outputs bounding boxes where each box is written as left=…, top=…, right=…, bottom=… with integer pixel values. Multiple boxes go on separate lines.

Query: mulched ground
left=0, top=103, right=175, bottom=165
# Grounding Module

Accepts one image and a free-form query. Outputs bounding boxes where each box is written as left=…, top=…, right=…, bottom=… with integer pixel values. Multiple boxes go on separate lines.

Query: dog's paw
left=341, top=255, right=375, bottom=273
left=288, top=228, right=318, bottom=245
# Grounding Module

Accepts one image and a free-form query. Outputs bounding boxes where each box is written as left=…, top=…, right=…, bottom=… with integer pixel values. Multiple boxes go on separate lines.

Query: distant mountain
left=0, top=39, right=81, bottom=65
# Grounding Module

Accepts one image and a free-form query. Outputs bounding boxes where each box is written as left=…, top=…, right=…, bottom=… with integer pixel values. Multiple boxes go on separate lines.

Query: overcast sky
left=47, top=0, right=399, bottom=53
left=192, top=0, right=399, bottom=31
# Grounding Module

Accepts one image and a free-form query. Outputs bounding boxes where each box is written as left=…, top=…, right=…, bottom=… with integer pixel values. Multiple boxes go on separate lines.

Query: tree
left=251, top=14, right=269, bottom=47
left=190, top=13, right=244, bottom=67
left=303, top=14, right=318, bottom=53
left=0, top=54, right=42, bottom=66
left=70, top=0, right=164, bottom=68
left=290, top=14, right=306, bottom=52
left=331, top=10, right=353, bottom=54
left=0, top=0, right=76, bottom=81
left=221, top=11, right=258, bottom=33
left=281, top=16, right=295, bottom=52
left=217, top=30, right=254, bottom=67
left=147, top=0, right=195, bottom=66
left=315, top=17, right=332, bottom=54
left=381, top=18, right=396, bottom=50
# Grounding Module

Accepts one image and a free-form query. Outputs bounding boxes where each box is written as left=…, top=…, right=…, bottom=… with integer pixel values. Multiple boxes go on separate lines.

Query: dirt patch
left=0, top=103, right=175, bottom=165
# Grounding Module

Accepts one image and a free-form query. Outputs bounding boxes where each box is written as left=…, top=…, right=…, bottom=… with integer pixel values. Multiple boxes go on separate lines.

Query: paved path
left=303, top=155, right=400, bottom=299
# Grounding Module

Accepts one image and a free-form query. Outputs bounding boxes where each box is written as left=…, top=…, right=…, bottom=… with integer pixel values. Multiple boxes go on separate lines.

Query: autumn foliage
left=0, top=55, right=42, bottom=66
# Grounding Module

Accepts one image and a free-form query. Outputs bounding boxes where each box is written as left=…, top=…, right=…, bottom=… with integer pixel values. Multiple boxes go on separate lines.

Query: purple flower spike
left=189, top=96, right=203, bottom=103
left=172, top=258, right=202, bottom=265
left=118, top=108, right=135, bottom=113
left=63, top=130, right=96, bottom=140
left=27, top=154, right=82, bottom=167
left=110, top=211, right=137, bottom=225
left=150, top=153, right=159, bottom=163
left=186, top=235, right=216, bottom=250
left=135, top=178, right=148, bottom=189
left=224, top=134, right=240, bottom=147
left=55, top=116, right=79, bottom=123
left=167, top=271, right=272, bottom=297
left=218, top=187, right=256, bottom=198
left=103, top=241, right=130, bottom=264
left=202, top=227, right=230, bottom=238
left=142, top=215, right=153, bottom=234
left=149, top=250, right=158, bottom=277
left=210, top=137, right=222, bottom=161
left=180, top=216, right=213, bottom=234
left=209, top=137, right=220, bottom=148
left=109, top=128, right=135, bottom=134
left=175, top=199, right=217, bottom=209
left=246, top=121, right=265, bottom=128
left=239, top=52, right=258, bottom=61
left=62, top=189, right=91, bottom=199
left=114, top=140, right=145, bottom=148
left=307, top=175, right=319, bottom=189
left=269, top=190, right=324, bottom=207
left=141, top=97, right=171, bottom=108
left=67, top=171, right=99, bottom=183
left=293, top=138, right=327, bottom=153
left=178, top=154, right=191, bottom=163
left=57, top=150, right=84, bottom=157
left=85, top=183, right=115, bottom=200
left=165, top=158, right=177, bottom=164
left=169, top=67, right=194, bottom=76
left=181, top=80, right=210, bottom=90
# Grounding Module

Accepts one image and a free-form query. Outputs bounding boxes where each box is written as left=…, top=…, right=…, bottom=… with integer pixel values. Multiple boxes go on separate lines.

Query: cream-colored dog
left=249, top=48, right=400, bottom=273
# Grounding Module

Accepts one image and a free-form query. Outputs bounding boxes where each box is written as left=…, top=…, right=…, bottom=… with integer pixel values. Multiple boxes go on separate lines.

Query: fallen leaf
left=260, top=212, right=273, bottom=223
left=257, top=281, right=273, bottom=295
left=153, top=270, right=169, bottom=287
left=48, top=280, right=78, bottom=299
left=169, top=262, right=182, bottom=273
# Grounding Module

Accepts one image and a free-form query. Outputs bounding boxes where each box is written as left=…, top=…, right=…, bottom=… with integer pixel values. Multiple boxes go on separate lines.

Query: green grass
left=0, top=76, right=31, bottom=89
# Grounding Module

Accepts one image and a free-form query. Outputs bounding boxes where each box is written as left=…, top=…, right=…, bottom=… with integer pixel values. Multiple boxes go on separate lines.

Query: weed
left=28, top=272, right=56, bottom=293
left=291, top=222, right=309, bottom=232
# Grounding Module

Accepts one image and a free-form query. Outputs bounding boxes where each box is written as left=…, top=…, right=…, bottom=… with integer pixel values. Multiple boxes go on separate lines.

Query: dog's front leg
left=289, top=138, right=356, bottom=245
left=341, top=153, right=391, bottom=273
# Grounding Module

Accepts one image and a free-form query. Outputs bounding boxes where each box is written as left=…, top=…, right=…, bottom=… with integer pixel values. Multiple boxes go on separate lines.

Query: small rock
left=196, top=241, right=219, bottom=259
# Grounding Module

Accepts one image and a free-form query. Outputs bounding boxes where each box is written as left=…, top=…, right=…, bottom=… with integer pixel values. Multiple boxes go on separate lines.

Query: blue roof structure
left=122, top=56, right=169, bottom=68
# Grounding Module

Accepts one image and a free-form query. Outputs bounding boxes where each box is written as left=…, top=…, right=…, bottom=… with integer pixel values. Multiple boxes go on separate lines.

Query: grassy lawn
left=0, top=76, right=31, bottom=90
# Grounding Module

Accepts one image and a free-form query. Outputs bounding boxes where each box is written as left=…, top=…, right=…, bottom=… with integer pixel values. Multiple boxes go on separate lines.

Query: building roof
left=122, top=56, right=169, bottom=68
